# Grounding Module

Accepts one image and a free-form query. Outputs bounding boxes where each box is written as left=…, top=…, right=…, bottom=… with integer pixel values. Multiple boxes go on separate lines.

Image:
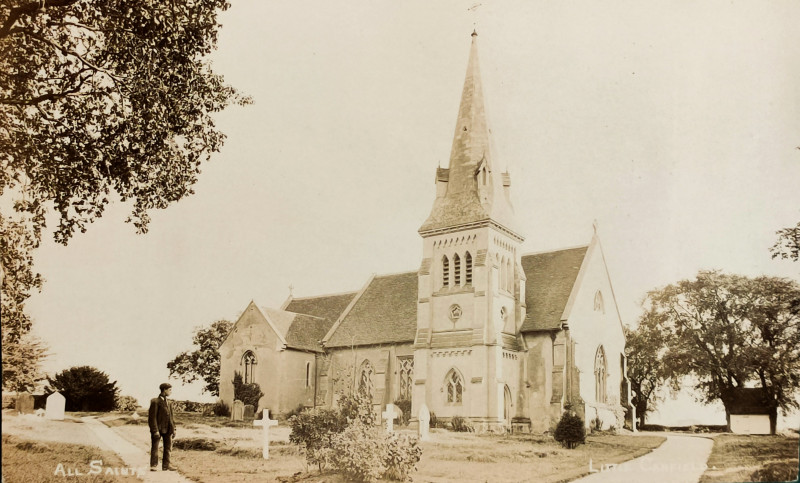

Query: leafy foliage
left=47, top=365, right=119, bottom=411
left=0, top=0, right=251, bottom=245
left=1, top=332, right=47, bottom=391
left=330, top=420, right=386, bottom=482
left=553, top=411, right=586, bottom=449
left=231, top=371, right=263, bottom=409
left=382, top=432, right=422, bottom=482
left=770, top=222, right=800, bottom=261
left=167, top=320, right=232, bottom=395
left=393, top=398, right=411, bottom=426
left=625, top=313, right=670, bottom=427
left=114, top=394, right=139, bottom=411
left=211, top=399, right=230, bottom=417
left=450, top=415, right=474, bottom=432
left=337, top=389, right=376, bottom=426
left=643, top=271, right=800, bottom=419
left=288, top=407, right=346, bottom=472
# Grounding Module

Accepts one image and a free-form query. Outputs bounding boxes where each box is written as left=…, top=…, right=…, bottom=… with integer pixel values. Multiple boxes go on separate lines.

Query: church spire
left=420, top=32, right=520, bottom=239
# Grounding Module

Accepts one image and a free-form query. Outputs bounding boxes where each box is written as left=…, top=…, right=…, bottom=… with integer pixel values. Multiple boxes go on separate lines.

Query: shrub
left=284, top=403, right=306, bottom=421
left=383, top=432, right=422, bottom=481
left=211, top=400, right=230, bottom=417
left=232, top=372, right=264, bottom=408
left=173, top=438, right=217, bottom=451
left=393, top=398, right=411, bottom=426
left=289, top=407, right=346, bottom=472
left=47, top=366, right=119, bottom=411
left=331, top=420, right=386, bottom=482
left=554, top=411, right=585, bottom=449
left=429, top=412, right=443, bottom=428
left=751, top=461, right=798, bottom=482
left=114, top=395, right=139, bottom=411
left=450, top=415, right=474, bottom=432
left=337, top=390, right=375, bottom=426
left=590, top=417, right=602, bottom=432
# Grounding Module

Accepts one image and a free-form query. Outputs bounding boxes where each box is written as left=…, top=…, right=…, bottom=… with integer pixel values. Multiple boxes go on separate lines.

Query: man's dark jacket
left=148, top=396, right=175, bottom=435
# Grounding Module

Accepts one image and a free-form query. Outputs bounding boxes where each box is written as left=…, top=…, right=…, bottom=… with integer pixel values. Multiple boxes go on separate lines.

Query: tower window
left=454, top=254, right=461, bottom=286
left=445, top=369, right=464, bottom=404
left=507, top=259, right=514, bottom=293
left=594, top=291, right=605, bottom=313
left=442, top=255, right=450, bottom=287
left=242, top=351, right=257, bottom=384
left=465, top=252, right=473, bottom=285
left=500, top=257, right=507, bottom=291
left=305, top=361, right=312, bottom=388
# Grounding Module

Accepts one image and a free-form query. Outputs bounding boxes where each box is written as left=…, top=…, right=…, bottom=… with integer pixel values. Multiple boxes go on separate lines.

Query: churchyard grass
left=2, top=433, right=141, bottom=482
left=700, top=433, right=800, bottom=483
left=106, top=411, right=664, bottom=482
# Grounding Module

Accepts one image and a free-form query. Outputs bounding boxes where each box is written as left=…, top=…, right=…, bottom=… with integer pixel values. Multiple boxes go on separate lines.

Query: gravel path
left=571, top=433, right=714, bottom=483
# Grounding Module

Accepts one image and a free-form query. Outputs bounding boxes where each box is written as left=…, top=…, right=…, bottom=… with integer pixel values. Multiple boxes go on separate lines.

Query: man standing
left=148, top=382, right=177, bottom=471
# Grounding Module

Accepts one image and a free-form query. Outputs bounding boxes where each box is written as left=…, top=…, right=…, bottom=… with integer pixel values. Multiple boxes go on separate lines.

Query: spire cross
left=288, top=283, right=294, bottom=297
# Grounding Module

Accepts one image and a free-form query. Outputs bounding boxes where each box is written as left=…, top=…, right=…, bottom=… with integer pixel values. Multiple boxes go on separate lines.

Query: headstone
left=243, top=404, right=255, bottom=419
left=382, top=403, right=399, bottom=433
left=418, top=404, right=430, bottom=441
left=130, top=411, right=140, bottom=420
left=15, top=392, right=34, bottom=415
left=45, top=392, right=65, bottom=420
left=253, top=409, right=279, bottom=459
left=231, top=400, right=244, bottom=421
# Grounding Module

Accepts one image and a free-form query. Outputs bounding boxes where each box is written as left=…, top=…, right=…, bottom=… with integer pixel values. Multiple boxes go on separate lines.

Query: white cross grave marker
left=382, top=404, right=399, bottom=433
left=418, top=404, right=430, bottom=441
left=253, top=410, right=279, bottom=459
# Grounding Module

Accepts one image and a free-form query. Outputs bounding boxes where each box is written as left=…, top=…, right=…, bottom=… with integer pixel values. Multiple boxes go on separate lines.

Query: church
left=219, top=32, right=632, bottom=432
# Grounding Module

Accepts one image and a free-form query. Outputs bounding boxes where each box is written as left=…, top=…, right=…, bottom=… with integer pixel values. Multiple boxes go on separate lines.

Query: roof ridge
left=288, top=289, right=359, bottom=301
left=521, top=243, right=589, bottom=257
left=373, top=269, right=418, bottom=278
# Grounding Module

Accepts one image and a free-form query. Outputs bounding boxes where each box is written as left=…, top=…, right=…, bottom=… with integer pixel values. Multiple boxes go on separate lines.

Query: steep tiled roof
left=520, top=246, right=588, bottom=332
left=280, top=292, right=357, bottom=352
left=325, top=271, right=418, bottom=348
left=284, top=292, right=357, bottom=324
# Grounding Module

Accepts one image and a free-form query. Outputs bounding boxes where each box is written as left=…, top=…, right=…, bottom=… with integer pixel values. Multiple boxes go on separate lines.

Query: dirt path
left=571, top=433, right=714, bottom=483
left=81, top=417, right=194, bottom=483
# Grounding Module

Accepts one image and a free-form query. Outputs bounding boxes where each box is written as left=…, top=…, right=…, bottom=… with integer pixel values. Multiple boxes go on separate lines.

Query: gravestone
left=243, top=404, right=255, bottom=419
left=418, top=404, right=430, bottom=441
left=130, top=411, right=140, bottom=420
left=382, top=403, right=399, bottom=433
left=45, top=392, right=65, bottom=420
left=231, top=400, right=244, bottom=421
left=15, top=392, right=34, bottom=415
left=253, top=409, right=279, bottom=459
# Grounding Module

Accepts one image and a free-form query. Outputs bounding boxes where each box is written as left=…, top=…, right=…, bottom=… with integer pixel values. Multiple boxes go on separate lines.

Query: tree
left=47, top=365, right=119, bottom=411
left=771, top=222, right=800, bottom=262
left=167, top=319, right=231, bottom=396
left=1, top=0, right=249, bottom=394
left=624, top=313, right=669, bottom=427
left=1, top=332, right=47, bottom=391
left=643, top=271, right=800, bottom=428
left=232, top=371, right=263, bottom=409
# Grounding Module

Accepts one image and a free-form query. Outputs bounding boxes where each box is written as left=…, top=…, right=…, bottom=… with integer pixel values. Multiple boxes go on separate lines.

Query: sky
left=23, top=0, right=800, bottom=426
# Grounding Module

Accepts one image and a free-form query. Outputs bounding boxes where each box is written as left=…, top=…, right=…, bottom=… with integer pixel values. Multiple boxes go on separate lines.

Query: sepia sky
left=25, top=0, right=800, bottom=424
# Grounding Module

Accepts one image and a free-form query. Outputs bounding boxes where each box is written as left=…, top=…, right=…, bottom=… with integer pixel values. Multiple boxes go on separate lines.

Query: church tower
left=413, top=31, right=526, bottom=430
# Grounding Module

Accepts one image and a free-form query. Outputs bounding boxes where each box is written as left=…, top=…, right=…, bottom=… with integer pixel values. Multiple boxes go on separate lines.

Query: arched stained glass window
left=445, top=369, right=464, bottom=404
left=358, top=359, right=374, bottom=400
left=595, top=346, right=607, bottom=403
left=242, top=351, right=257, bottom=384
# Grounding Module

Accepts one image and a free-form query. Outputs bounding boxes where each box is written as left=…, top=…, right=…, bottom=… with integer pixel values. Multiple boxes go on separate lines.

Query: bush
left=450, top=415, right=474, bottom=432
left=383, top=432, right=422, bottom=481
left=393, top=398, right=411, bottom=426
left=554, top=411, right=585, bottom=449
left=429, top=412, right=443, bottom=428
left=232, top=372, right=264, bottom=409
left=211, top=400, right=230, bottom=417
left=751, top=461, right=798, bottom=482
left=115, top=395, right=139, bottom=411
left=331, top=420, right=386, bottom=482
left=173, top=438, right=217, bottom=451
left=47, top=366, right=119, bottom=411
left=289, top=407, right=346, bottom=471
left=337, top=390, right=375, bottom=426
left=284, top=403, right=306, bottom=421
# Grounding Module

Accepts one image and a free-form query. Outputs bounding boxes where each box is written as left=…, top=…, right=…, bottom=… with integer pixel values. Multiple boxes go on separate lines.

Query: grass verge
left=700, top=434, right=799, bottom=483
left=1, top=433, right=141, bottom=482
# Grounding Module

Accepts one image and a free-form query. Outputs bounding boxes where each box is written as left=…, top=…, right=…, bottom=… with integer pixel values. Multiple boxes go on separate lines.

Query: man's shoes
left=163, top=466, right=178, bottom=471
left=150, top=466, right=158, bottom=472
